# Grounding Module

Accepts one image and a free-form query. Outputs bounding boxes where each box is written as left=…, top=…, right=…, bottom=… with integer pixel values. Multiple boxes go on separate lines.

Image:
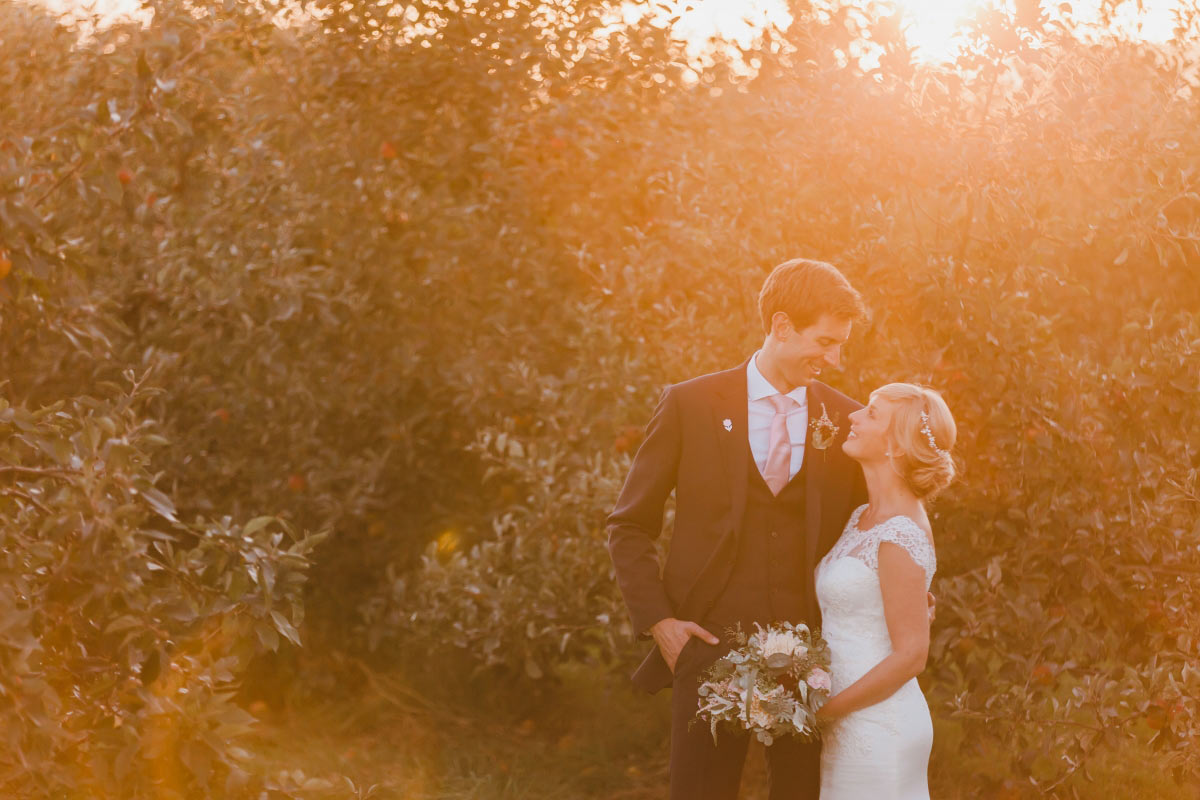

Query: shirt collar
left=747, top=350, right=807, bottom=406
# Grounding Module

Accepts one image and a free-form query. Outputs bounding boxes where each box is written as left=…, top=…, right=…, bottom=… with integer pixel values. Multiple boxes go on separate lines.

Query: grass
left=247, top=653, right=1197, bottom=800
left=248, top=654, right=672, bottom=799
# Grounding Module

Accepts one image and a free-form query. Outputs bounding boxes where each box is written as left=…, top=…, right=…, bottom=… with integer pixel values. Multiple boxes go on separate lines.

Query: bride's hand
left=815, top=697, right=842, bottom=725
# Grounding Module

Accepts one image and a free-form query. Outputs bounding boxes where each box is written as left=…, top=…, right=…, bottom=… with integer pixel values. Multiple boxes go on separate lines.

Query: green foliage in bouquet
left=694, top=622, right=834, bottom=747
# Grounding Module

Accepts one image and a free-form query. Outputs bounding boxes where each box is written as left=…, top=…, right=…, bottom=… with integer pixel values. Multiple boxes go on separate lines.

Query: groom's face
left=777, top=313, right=853, bottom=387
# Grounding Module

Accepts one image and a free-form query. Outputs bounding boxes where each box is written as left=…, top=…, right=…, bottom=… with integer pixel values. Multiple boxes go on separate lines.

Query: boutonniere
left=722, top=418, right=733, bottom=432
left=809, top=403, right=840, bottom=456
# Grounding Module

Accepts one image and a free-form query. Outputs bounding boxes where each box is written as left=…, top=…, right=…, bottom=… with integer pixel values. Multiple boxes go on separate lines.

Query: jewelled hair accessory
left=920, top=410, right=950, bottom=458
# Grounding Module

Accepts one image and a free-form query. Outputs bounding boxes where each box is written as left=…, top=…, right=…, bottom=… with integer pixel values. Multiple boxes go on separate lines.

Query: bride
left=814, top=383, right=957, bottom=799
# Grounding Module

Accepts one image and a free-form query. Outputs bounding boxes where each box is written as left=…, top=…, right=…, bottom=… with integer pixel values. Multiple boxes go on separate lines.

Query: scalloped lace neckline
left=850, top=505, right=928, bottom=541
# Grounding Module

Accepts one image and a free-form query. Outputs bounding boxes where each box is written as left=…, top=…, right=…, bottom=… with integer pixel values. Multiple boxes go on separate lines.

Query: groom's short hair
left=758, top=258, right=866, bottom=334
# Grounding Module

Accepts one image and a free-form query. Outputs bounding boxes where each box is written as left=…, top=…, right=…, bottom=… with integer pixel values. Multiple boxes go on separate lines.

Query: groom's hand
left=650, top=618, right=720, bottom=674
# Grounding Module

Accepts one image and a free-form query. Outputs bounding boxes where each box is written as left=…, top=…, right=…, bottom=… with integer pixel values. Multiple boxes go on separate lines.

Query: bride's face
left=843, top=396, right=896, bottom=462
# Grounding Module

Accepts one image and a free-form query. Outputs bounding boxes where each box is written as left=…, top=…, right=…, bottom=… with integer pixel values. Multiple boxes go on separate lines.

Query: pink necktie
left=764, top=394, right=795, bottom=495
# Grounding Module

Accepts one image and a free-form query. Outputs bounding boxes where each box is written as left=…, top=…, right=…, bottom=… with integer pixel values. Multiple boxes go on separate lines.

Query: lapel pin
left=722, top=418, right=733, bottom=432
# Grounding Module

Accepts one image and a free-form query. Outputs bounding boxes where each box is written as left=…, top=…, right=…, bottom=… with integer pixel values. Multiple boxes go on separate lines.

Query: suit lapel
left=709, top=358, right=752, bottom=529
left=804, top=381, right=828, bottom=571
left=677, top=359, right=752, bottom=621
left=706, top=363, right=842, bottom=567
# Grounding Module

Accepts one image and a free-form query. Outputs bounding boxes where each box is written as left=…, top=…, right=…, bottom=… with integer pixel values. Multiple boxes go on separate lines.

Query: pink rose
left=807, top=667, right=832, bottom=692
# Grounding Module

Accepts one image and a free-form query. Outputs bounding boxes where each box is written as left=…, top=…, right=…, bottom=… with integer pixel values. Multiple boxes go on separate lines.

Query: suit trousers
left=668, top=635, right=821, bottom=800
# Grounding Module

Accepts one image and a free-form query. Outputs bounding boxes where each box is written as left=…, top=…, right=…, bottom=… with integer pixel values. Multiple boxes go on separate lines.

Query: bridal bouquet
left=692, top=621, right=833, bottom=746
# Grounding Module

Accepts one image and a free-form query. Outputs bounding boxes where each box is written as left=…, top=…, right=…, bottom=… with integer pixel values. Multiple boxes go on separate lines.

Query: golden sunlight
left=894, top=0, right=987, bottom=60
left=897, top=0, right=1182, bottom=60
left=32, top=0, right=1189, bottom=62
left=662, top=0, right=1184, bottom=64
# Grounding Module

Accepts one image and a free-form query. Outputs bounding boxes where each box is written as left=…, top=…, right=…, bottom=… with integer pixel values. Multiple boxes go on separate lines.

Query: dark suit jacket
left=606, top=356, right=868, bottom=694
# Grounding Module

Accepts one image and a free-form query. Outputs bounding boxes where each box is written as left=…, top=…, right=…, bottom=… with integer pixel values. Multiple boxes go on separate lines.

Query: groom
left=606, top=258, right=869, bottom=799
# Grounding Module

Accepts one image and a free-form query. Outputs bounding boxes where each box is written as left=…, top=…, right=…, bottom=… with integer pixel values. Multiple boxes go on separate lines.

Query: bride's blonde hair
left=871, top=383, right=958, bottom=499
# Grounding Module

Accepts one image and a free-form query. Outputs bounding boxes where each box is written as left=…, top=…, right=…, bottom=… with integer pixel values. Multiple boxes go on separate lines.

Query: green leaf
left=242, top=516, right=275, bottom=537
left=270, top=610, right=301, bottom=646
left=104, top=615, right=143, bottom=634
left=141, top=487, right=178, bottom=523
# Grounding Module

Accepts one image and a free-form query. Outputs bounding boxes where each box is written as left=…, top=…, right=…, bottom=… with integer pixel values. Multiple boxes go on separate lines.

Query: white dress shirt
left=747, top=350, right=808, bottom=482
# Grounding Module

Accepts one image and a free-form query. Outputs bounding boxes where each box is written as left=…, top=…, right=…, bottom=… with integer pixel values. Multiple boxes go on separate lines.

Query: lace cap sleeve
left=868, top=517, right=937, bottom=587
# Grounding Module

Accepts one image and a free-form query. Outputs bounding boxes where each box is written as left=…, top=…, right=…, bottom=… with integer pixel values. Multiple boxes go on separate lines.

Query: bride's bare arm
left=815, top=542, right=931, bottom=721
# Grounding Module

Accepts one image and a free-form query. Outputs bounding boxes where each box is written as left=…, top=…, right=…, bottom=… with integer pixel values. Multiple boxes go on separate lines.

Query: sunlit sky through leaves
left=660, top=0, right=1183, bottom=64
left=35, top=0, right=1188, bottom=64
left=895, top=0, right=1177, bottom=59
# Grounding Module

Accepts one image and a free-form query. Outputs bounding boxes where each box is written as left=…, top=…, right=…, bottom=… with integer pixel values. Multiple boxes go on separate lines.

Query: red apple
left=1146, top=700, right=1169, bottom=730
left=1031, top=664, right=1054, bottom=686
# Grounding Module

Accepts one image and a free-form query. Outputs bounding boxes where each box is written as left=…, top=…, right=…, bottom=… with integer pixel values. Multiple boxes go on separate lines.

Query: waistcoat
left=703, top=458, right=809, bottom=635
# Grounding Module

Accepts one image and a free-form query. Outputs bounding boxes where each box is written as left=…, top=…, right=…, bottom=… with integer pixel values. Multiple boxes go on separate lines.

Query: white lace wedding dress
left=814, top=504, right=937, bottom=799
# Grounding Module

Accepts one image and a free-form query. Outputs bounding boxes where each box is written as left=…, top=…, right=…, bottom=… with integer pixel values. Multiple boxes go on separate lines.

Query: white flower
left=722, top=418, right=733, bottom=431
left=807, top=667, right=832, bottom=693
left=759, top=630, right=804, bottom=659
left=748, top=694, right=773, bottom=728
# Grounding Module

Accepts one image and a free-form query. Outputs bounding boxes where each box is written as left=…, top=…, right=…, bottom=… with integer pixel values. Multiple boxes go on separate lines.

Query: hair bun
left=870, top=383, right=958, bottom=500
left=905, top=450, right=957, bottom=499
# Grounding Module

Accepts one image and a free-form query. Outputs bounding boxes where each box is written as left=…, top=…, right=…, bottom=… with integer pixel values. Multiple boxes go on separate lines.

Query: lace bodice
left=822, top=505, right=936, bottom=588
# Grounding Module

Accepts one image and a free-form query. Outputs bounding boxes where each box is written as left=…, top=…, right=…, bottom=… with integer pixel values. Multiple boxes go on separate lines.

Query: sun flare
left=663, top=0, right=1185, bottom=65
left=895, top=0, right=1182, bottom=61
left=663, top=0, right=985, bottom=65
left=34, top=0, right=1189, bottom=64
left=893, top=0, right=986, bottom=61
